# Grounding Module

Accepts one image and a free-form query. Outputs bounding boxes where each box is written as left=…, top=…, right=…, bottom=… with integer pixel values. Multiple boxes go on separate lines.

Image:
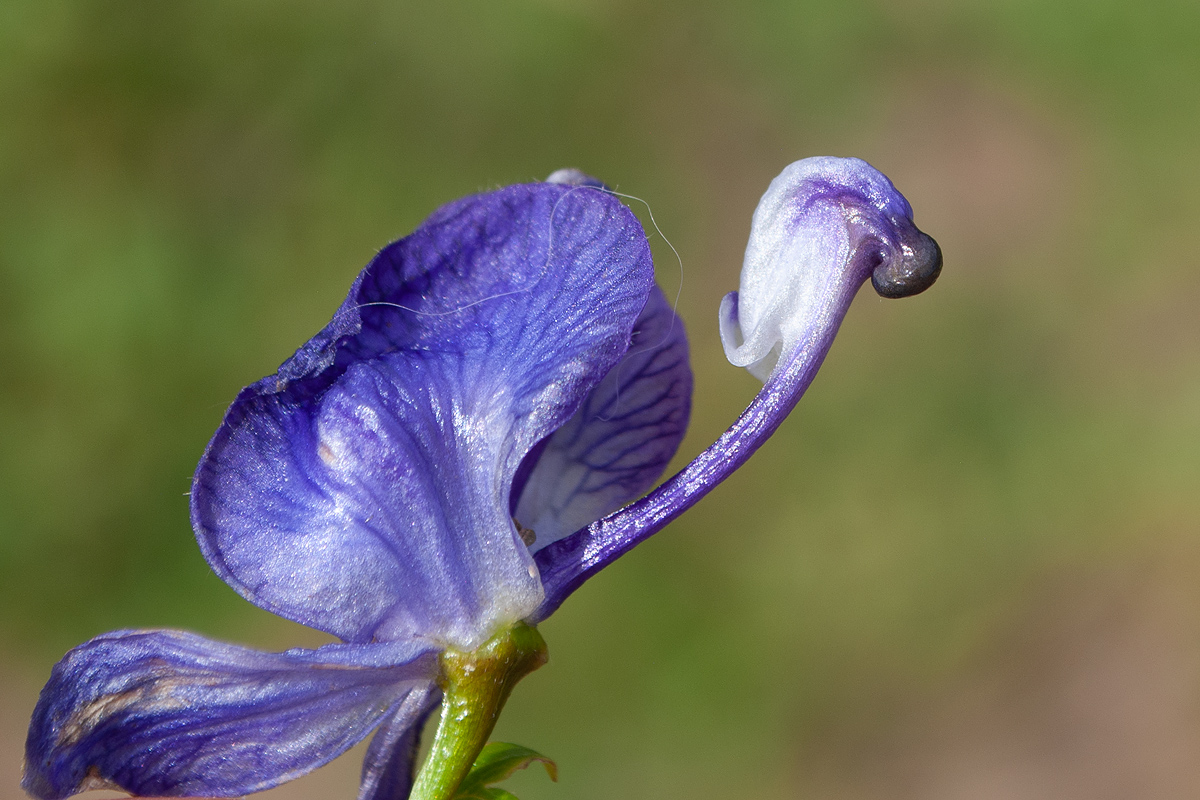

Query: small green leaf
left=454, top=742, right=557, bottom=800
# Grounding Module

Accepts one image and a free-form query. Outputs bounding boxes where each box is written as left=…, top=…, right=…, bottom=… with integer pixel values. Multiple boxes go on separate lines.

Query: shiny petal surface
left=719, top=156, right=925, bottom=380
left=515, top=284, right=691, bottom=551
left=191, top=183, right=654, bottom=648
left=23, top=630, right=438, bottom=800
left=358, top=683, right=441, bottom=800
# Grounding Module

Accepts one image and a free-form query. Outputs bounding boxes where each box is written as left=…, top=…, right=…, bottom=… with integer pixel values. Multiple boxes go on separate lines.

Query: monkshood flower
left=24, top=157, right=940, bottom=800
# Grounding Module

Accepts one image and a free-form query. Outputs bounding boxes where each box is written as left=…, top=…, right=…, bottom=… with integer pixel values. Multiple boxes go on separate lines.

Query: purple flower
left=24, top=158, right=939, bottom=800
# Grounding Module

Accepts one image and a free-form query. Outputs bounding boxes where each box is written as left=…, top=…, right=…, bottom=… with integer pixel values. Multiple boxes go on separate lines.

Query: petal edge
left=24, top=630, right=437, bottom=799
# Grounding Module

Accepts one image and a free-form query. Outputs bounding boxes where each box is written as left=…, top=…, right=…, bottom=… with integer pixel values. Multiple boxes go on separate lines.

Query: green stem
left=410, top=623, right=548, bottom=800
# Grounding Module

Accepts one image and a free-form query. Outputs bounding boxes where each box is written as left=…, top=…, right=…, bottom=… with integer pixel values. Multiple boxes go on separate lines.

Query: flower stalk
left=411, top=623, right=549, bottom=800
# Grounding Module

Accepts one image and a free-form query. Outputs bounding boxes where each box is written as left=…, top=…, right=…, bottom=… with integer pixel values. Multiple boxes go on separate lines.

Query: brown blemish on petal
left=58, top=686, right=150, bottom=748
left=57, top=679, right=189, bottom=748
left=77, top=765, right=122, bottom=793
left=513, top=519, right=537, bottom=547
left=318, top=442, right=337, bottom=466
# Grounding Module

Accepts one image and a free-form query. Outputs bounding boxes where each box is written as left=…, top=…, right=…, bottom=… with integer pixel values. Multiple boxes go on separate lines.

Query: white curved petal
left=719, top=156, right=915, bottom=382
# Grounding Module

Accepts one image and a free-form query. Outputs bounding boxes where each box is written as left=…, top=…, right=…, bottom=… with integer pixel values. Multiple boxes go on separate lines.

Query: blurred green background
left=3, top=1, right=1199, bottom=798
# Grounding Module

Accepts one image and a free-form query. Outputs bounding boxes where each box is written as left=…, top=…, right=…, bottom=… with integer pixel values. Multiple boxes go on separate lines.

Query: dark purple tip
left=871, top=226, right=942, bottom=299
